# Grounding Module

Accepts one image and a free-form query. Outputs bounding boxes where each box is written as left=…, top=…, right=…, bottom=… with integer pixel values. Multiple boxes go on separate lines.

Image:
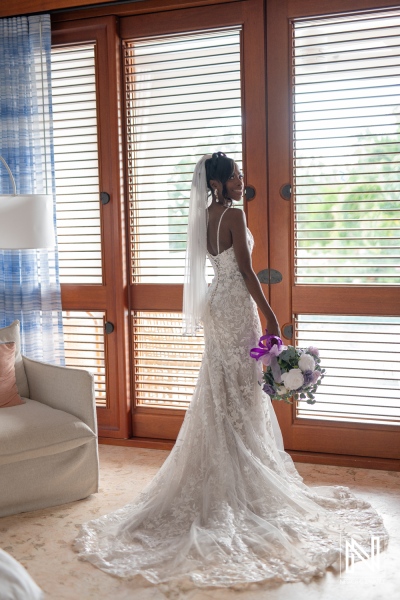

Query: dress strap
left=217, top=206, right=230, bottom=254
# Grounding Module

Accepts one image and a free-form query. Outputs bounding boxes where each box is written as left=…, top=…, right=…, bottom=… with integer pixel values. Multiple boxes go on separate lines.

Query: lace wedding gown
left=75, top=215, right=389, bottom=588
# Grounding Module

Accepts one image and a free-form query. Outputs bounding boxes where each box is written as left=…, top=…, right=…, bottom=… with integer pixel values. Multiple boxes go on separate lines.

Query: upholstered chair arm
left=22, top=356, right=97, bottom=434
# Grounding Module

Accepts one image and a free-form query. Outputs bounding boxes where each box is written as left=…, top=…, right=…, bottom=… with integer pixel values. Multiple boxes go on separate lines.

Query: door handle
left=244, top=185, right=256, bottom=201
left=105, top=321, right=114, bottom=334
left=279, top=183, right=291, bottom=200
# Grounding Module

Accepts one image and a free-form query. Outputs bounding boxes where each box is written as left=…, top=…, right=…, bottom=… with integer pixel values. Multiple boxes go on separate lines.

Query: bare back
left=207, top=205, right=237, bottom=256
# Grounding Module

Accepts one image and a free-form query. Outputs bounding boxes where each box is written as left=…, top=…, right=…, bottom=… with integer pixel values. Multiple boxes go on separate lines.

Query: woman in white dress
left=75, top=152, right=388, bottom=588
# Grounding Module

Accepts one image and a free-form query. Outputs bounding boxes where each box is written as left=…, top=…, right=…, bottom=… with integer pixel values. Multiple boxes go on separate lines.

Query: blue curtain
left=0, top=15, right=64, bottom=365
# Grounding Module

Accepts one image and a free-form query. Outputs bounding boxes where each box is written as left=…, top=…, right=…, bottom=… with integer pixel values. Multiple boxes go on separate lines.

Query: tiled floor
left=1, top=445, right=399, bottom=600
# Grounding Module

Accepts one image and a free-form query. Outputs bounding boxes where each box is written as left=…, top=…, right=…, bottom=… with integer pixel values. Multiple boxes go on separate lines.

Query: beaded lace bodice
left=75, top=212, right=388, bottom=590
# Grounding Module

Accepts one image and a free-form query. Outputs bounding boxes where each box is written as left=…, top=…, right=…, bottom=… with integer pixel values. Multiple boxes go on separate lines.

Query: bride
left=75, top=152, right=388, bottom=587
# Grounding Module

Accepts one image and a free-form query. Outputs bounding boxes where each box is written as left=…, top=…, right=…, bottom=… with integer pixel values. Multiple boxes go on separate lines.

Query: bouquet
left=250, top=331, right=325, bottom=404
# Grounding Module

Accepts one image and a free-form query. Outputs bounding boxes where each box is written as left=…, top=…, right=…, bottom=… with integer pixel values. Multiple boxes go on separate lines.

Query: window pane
left=125, top=28, right=242, bottom=283
left=63, top=311, right=106, bottom=407
left=293, top=10, right=400, bottom=285
left=296, top=314, right=400, bottom=425
left=52, top=44, right=103, bottom=284
left=133, top=312, right=204, bottom=408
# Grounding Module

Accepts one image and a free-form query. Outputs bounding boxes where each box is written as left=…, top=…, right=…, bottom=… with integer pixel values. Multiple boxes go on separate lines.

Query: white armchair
left=0, top=321, right=99, bottom=517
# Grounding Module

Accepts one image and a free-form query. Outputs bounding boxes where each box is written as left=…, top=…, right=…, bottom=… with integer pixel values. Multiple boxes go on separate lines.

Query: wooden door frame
left=267, top=0, right=400, bottom=470
left=0, top=0, right=243, bottom=19
left=53, top=16, right=131, bottom=438
left=121, top=0, right=269, bottom=440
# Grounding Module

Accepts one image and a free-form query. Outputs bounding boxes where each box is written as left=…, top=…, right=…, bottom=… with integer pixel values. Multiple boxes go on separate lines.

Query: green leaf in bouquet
left=278, top=347, right=297, bottom=363
left=263, top=372, right=275, bottom=387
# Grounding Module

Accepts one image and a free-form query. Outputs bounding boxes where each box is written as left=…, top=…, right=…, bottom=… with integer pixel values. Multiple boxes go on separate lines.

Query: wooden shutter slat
left=125, top=28, right=242, bottom=284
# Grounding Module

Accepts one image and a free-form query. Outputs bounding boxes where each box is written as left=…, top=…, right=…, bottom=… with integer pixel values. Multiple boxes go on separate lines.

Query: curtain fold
left=0, top=15, right=64, bottom=365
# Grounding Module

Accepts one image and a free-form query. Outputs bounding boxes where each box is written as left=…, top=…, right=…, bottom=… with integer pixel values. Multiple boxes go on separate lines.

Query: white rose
left=276, top=385, right=288, bottom=396
left=281, top=368, right=304, bottom=391
left=298, top=353, right=315, bottom=373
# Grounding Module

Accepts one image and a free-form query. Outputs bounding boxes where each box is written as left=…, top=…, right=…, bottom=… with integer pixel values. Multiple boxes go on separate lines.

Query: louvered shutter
left=63, top=311, right=106, bottom=406
left=291, top=9, right=400, bottom=426
left=125, top=28, right=243, bottom=408
left=51, top=44, right=102, bottom=284
left=125, top=28, right=242, bottom=283
left=293, top=11, right=400, bottom=285
left=296, top=314, right=400, bottom=424
left=52, top=44, right=106, bottom=406
left=133, top=312, right=204, bottom=408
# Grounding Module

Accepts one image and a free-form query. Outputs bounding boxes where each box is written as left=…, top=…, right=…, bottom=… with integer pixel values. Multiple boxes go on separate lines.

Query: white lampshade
left=0, top=194, right=55, bottom=249
left=0, top=155, right=55, bottom=250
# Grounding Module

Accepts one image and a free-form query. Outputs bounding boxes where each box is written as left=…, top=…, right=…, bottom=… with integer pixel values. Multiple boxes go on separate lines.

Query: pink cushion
left=0, top=321, right=29, bottom=398
left=0, top=343, right=25, bottom=408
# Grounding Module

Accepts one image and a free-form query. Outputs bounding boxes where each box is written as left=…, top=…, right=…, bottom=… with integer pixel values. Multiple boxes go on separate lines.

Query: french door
left=52, top=0, right=271, bottom=443
left=52, top=0, right=398, bottom=466
left=52, top=17, right=130, bottom=438
left=267, top=0, right=400, bottom=465
left=121, top=0, right=269, bottom=440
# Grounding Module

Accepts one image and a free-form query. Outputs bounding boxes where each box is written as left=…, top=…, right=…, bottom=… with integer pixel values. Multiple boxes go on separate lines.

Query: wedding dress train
left=75, top=225, right=388, bottom=587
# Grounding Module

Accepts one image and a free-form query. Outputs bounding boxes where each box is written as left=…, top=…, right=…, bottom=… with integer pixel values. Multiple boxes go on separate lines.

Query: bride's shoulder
left=228, top=206, right=245, bottom=218
left=227, top=207, right=246, bottom=226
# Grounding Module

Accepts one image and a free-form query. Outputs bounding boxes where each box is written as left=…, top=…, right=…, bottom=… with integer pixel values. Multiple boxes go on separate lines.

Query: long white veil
left=182, top=154, right=212, bottom=336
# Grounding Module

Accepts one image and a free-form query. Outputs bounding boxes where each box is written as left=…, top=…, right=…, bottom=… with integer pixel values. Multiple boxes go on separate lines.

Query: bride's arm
left=230, top=209, right=281, bottom=338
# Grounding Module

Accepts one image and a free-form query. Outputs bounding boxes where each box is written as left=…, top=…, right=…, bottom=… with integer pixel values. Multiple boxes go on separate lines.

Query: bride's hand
left=262, top=303, right=281, bottom=340
left=265, top=320, right=281, bottom=341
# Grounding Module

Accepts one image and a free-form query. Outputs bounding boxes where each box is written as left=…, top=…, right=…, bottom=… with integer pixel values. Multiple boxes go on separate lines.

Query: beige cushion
left=0, top=321, right=29, bottom=398
left=0, top=342, right=25, bottom=407
left=0, top=398, right=96, bottom=465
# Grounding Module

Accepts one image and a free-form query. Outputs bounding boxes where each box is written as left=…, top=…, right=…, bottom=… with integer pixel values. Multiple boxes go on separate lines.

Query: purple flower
left=262, top=383, right=276, bottom=396
left=311, top=370, right=321, bottom=384
left=307, top=346, right=320, bottom=358
left=303, top=370, right=314, bottom=385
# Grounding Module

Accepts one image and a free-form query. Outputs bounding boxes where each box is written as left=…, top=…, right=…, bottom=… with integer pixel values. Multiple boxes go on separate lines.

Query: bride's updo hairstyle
left=205, top=151, right=235, bottom=201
